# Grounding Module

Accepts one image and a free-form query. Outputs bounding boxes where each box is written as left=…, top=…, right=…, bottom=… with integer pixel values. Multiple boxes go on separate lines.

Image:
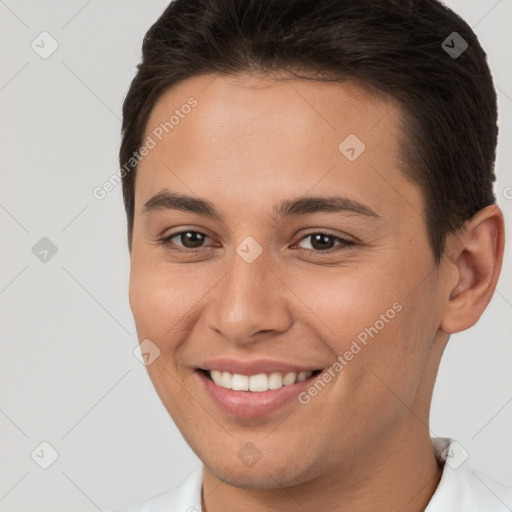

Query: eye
left=293, top=232, right=355, bottom=253
left=158, top=230, right=215, bottom=252
left=158, top=229, right=355, bottom=255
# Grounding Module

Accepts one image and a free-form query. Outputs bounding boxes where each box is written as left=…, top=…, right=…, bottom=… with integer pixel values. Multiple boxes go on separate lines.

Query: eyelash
left=157, top=230, right=356, bottom=255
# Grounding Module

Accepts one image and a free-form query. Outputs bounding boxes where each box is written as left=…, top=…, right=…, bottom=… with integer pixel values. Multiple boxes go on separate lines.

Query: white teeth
left=249, top=373, right=268, bottom=392
left=210, top=369, right=222, bottom=384
left=268, top=372, right=284, bottom=390
left=296, top=371, right=307, bottom=382
left=206, top=370, right=314, bottom=392
left=282, top=372, right=296, bottom=386
left=231, top=373, right=249, bottom=391
left=221, top=371, right=232, bottom=388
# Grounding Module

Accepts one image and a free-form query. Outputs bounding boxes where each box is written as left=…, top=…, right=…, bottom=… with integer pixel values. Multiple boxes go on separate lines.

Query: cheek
left=128, top=258, right=189, bottom=341
left=287, top=262, right=402, bottom=345
left=129, top=265, right=162, bottom=335
left=128, top=256, right=219, bottom=349
left=128, top=259, right=202, bottom=417
left=347, top=279, right=441, bottom=410
left=290, top=256, right=436, bottom=393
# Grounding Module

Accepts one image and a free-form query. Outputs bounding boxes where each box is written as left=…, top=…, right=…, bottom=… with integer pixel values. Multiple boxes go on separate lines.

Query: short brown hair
left=120, top=0, right=498, bottom=264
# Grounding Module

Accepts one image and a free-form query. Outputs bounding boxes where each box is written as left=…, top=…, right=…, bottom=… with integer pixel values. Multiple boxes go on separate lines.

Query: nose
left=205, top=248, right=293, bottom=345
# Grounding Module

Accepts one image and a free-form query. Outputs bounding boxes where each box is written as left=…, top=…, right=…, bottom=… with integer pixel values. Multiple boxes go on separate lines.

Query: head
left=121, top=0, right=504, bottom=490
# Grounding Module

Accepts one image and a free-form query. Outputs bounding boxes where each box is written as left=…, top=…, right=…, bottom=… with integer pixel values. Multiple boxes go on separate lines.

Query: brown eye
left=176, top=231, right=206, bottom=248
left=295, top=232, right=355, bottom=253
left=160, top=230, right=212, bottom=251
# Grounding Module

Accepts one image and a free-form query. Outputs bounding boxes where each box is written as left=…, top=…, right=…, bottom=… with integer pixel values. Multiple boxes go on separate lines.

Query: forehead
left=135, top=72, right=420, bottom=224
left=143, top=72, right=400, bottom=150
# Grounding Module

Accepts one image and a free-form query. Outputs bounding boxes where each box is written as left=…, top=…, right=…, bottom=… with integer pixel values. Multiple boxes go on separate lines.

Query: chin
left=204, top=452, right=317, bottom=490
left=211, top=465, right=293, bottom=489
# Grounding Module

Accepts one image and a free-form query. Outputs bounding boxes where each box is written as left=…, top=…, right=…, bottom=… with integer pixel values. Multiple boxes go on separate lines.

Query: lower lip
left=195, top=370, right=319, bottom=418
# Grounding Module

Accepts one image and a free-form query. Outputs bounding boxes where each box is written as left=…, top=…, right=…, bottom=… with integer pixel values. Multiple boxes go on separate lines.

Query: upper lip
left=197, top=358, right=323, bottom=375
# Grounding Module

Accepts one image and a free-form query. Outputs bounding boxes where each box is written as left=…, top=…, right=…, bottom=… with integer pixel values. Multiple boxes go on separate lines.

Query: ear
left=440, top=204, right=505, bottom=334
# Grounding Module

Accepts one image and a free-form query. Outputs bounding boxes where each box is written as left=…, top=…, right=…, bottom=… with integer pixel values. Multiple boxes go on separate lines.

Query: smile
left=195, top=367, right=324, bottom=418
left=201, top=369, right=322, bottom=392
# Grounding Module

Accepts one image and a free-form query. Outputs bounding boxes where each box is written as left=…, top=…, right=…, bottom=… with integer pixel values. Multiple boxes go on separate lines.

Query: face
left=129, top=73, right=450, bottom=488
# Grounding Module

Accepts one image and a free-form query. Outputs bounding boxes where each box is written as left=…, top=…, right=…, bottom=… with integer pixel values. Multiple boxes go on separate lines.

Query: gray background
left=0, top=1, right=511, bottom=510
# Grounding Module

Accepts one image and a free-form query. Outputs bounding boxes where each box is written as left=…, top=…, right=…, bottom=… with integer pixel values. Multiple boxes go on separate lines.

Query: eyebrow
left=142, top=190, right=381, bottom=221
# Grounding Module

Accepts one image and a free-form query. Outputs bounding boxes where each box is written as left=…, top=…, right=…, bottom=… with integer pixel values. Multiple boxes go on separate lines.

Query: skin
left=128, top=72, right=504, bottom=512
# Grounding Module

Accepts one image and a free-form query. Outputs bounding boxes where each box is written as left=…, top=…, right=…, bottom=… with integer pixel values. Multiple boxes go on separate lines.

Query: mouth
left=195, top=367, right=324, bottom=418
left=198, top=368, right=323, bottom=392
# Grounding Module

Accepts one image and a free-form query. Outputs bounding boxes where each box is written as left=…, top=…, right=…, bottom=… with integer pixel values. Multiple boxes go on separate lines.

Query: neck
left=201, top=335, right=447, bottom=512
left=201, top=423, right=444, bottom=512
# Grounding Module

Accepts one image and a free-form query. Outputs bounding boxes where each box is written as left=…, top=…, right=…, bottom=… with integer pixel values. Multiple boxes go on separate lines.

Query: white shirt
left=110, top=438, right=512, bottom=512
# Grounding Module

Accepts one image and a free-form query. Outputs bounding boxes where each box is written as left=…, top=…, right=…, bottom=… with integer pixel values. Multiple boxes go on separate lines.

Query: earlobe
left=440, top=204, right=505, bottom=334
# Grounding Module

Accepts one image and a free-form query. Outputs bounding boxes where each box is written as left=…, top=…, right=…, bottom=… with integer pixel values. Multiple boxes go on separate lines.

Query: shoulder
left=108, top=467, right=203, bottom=512
left=427, top=438, right=512, bottom=512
